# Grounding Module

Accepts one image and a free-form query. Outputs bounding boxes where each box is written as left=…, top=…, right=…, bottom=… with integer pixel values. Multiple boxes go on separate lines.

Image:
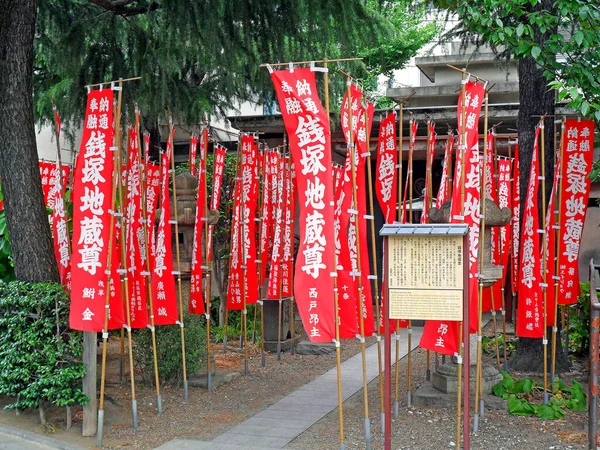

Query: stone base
left=188, top=371, right=241, bottom=390
left=431, top=362, right=502, bottom=394
left=295, top=340, right=336, bottom=355
left=414, top=382, right=508, bottom=412
left=264, top=337, right=296, bottom=353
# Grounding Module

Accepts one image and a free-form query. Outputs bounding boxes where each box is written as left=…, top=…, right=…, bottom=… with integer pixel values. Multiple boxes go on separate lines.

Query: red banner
left=517, top=125, right=543, bottom=338
left=151, top=130, right=178, bottom=325
left=270, top=67, right=336, bottom=343
left=267, top=154, right=285, bottom=299
left=190, top=130, right=208, bottom=315
left=420, top=80, right=484, bottom=354
left=436, top=135, right=454, bottom=207
left=40, top=161, right=70, bottom=208
left=558, top=120, right=594, bottom=303
left=227, top=135, right=259, bottom=308
left=420, top=122, right=436, bottom=224
left=258, top=150, right=273, bottom=282
left=70, top=88, right=120, bottom=331
left=543, top=158, right=561, bottom=326
left=206, top=145, right=227, bottom=264
left=145, top=160, right=161, bottom=266
left=511, top=142, right=520, bottom=293
left=125, top=126, right=148, bottom=328
left=375, top=112, right=397, bottom=224
left=281, top=158, right=295, bottom=297
left=497, top=157, right=512, bottom=301
left=49, top=161, right=71, bottom=290
left=189, top=134, right=198, bottom=177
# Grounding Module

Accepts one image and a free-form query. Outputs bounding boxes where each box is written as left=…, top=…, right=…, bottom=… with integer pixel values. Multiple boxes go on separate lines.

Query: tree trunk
left=510, top=0, right=567, bottom=372
left=0, top=0, right=59, bottom=283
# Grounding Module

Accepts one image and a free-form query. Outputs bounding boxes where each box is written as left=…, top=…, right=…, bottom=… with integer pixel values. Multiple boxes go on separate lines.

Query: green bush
left=133, top=311, right=206, bottom=386
left=565, top=282, right=590, bottom=355
left=0, top=281, right=87, bottom=411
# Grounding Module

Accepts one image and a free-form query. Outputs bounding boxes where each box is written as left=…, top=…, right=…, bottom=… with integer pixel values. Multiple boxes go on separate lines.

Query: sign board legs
left=82, top=331, right=97, bottom=437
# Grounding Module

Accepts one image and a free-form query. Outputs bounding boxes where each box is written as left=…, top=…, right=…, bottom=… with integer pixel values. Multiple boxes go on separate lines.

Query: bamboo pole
left=474, top=91, right=490, bottom=432
left=256, top=147, right=268, bottom=367
left=276, top=145, right=285, bottom=362
left=345, top=78, right=372, bottom=450
left=116, top=121, right=138, bottom=428
left=85, top=76, right=141, bottom=89
left=322, top=59, right=346, bottom=450
left=240, top=136, right=250, bottom=375
left=394, top=103, right=404, bottom=419
left=456, top=70, right=468, bottom=448
left=490, top=132, right=501, bottom=370
left=425, top=120, right=432, bottom=382
left=551, top=120, right=566, bottom=381
left=287, top=152, right=296, bottom=355
left=365, top=101, right=385, bottom=428
left=97, top=81, right=124, bottom=448
left=204, top=128, right=215, bottom=390
left=260, top=57, right=363, bottom=67
left=406, top=113, right=415, bottom=408
left=166, top=114, right=189, bottom=400
left=502, top=140, right=512, bottom=371
left=540, top=118, right=549, bottom=404
left=137, top=125, right=162, bottom=416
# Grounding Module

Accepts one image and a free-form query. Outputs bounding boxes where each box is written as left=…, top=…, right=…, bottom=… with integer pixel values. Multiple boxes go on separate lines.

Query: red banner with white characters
left=482, top=132, right=502, bottom=312
left=420, top=80, right=484, bottom=354
left=517, top=125, right=543, bottom=338
left=40, top=161, right=70, bottom=208
left=70, top=88, right=118, bottom=331
left=497, top=157, right=512, bottom=302
left=189, top=134, right=199, bottom=177
left=543, top=158, right=561, bottom=326
left=558, top=120, right=595, bottom=304
left=49, top=161, right=71, bottom=290
left=375, top=112, right=397, bottom=224
left=227, top=135, right=259, bottom=309
left=511, top=141, right=521, bottom=293
left=125, top=126, right=148, bottom=328
left=145, top=160, right=161, bottom=266
left=151, top=132, right=178, bottom=325
left=270, top=67, right=336, bottom=343
left=258, top=150, right=273, bottom=282
left=267, top=154, right=285, bottom=299
left=108, top=224, right=125, bottom=329
left=206, top=145, right=227, bottom=264
left=401, top=120, right=418, bottom=223
left=281, top=158, right=295, bottom=297
left=436, top=135, right=454, bottom=207
left=421, top=122, right=436, bottom=224
left=190, top=131, right=208, bottom=315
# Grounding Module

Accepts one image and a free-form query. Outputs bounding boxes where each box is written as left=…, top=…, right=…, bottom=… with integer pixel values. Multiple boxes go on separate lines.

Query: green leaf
left=508, top=396, right=536, bottom=416
left=574, top=30, right=584, bottom=46
left=516, top=23, right=524, bottom=37
left=581, top=101, right=590, bottom=116
left=531, top=46, right=541, bottom=59
left=514, top=378, right=533, bottom=394
left=537, top=403, right=564, bottom=420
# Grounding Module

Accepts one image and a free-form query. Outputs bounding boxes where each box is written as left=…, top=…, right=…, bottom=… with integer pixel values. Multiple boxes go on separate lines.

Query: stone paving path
left=156, top=326, right=423, bottom=450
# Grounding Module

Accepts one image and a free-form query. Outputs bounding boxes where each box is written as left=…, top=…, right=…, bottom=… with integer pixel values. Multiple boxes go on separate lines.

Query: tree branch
left=87, top=0, right=161, bottom=17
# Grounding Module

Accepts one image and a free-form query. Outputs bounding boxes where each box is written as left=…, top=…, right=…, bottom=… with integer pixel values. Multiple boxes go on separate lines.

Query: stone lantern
left=171, top=171, right=197, bottom=276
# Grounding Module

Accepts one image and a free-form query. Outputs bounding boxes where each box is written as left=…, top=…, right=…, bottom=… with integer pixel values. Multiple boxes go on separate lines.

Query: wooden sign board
left=385, top=228, right=465, bottom=321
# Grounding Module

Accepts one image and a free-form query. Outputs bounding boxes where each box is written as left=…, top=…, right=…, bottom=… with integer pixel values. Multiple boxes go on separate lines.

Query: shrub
left=133, top=311, right=206, bottom=386
left=0, top=281, right=87, bottom=413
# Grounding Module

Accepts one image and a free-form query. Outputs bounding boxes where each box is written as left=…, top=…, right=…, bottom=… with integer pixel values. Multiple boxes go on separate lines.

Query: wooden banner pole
left=323, top=59, right=347, bottom=450
left=240, top=136, right=249, bottom=375
left=474, top=90, right=490, bottom=432
left=406, top=112, right=415, bottom=408
left=365, top=98, right=385, bottom=427
left=540, top=118, right=549, bottom=403
left=491, top=134, right=501, bottom=370
left=97, top=81, right=124, bottom=448
left=287, top=152, right=296, bottom=355
left=393, top=103, right=403, bottom=419
left=115, top=120, right=138, bottom=429
left=277, top=145, right=285, bottom=361
left=256, top=147, right=268, bottom=367
left=203, top=130, right=215, bottom=390
left=551, top=120, right=566, bottom=381
left=347, top=78, right=372, bottom=450
left=137, top=128, right=162, bottom=416
left=167, top=114, right=190, bottom=400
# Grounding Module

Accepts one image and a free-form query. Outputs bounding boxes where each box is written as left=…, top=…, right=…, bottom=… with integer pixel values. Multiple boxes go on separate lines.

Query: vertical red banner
left=206, top=145, right=226, bottom=264
left=125, top=125, right=148, bottom=328
left=436, top=135, right=454, bottom=207
left=270, top=67, right=336, bottom=343
left=151, top=130, right=178, bottom=325
left=189, top=134, right=199, bottom=177
left=558, top=119, right=595, bottom=304
left=281, top=158, right=295, bottom=297
left=375, top=112, right=397, bottom=224
left=70, top=89, right=119, bottom=331
left=511, top=142, right=521, bottom=294
left=266, top=154, right=285, bottom=299
left=190, top=131, right=208, bottom=315
left=517, top=125, right=543, bottom=338
left=49, top=161, right=71, bottom=290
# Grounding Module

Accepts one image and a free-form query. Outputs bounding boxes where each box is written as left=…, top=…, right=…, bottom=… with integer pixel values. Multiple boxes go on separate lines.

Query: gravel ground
left=287, top=323, right=589, bottom=450
left=0, top=328, right=372, bottom=449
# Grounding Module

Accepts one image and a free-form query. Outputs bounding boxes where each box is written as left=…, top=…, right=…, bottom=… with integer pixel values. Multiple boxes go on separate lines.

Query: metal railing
left=588, top=258, right=600, bottom=449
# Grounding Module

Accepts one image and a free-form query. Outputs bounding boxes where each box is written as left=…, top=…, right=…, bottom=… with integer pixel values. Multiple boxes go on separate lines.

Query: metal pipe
left=588, top=259, right=600, bottom=450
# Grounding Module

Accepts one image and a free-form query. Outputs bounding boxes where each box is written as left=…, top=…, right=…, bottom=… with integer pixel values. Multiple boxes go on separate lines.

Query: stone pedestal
left=263, top=298, right=293, bottom=352
left=432, top=362, right=502, bottom=394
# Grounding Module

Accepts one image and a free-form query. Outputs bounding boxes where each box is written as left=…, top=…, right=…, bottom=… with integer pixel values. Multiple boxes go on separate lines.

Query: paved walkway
left=156, top=326, right=423, bottom=450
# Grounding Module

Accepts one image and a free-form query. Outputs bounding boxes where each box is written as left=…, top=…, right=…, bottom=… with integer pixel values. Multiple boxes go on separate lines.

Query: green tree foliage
left=0, top=281, right=88, bottom=412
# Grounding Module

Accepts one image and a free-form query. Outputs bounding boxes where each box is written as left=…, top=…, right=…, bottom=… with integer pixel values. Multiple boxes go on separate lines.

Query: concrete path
left=0, top=424, right=86, bottom=450
left=156, top=326, right=423, bottom=450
